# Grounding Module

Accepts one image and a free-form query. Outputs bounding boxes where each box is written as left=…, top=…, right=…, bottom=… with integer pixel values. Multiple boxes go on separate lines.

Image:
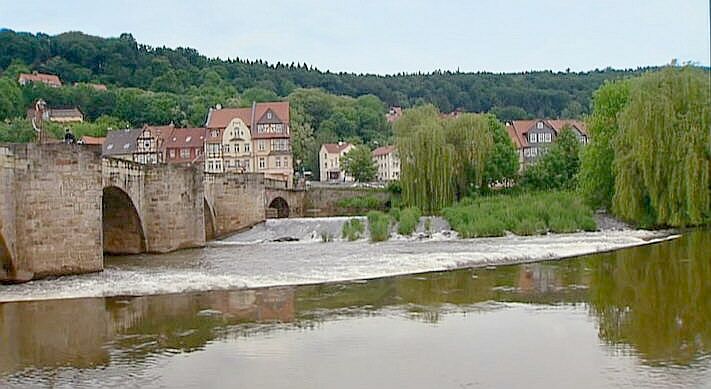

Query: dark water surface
left=0, top=230, right=709, bottom=388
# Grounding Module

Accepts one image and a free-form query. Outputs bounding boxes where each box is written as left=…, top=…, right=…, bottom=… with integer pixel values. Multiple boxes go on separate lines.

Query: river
left=0, top=221, right=708, bottom=388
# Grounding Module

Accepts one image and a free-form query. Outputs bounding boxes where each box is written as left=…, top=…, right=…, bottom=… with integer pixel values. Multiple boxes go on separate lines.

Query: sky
left=1, top=0, right=709, bottom=75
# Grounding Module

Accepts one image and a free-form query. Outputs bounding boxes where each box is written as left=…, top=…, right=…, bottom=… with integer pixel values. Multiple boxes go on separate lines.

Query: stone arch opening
left=268, top=197, right=290, bottom=218
left=102, top=186, right=146, bottom=254
left=204, top=198, right=216, bottom=241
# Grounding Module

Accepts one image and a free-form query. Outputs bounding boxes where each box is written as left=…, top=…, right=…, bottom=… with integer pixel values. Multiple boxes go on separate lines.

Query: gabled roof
left=18, top=72, right=62, bottom=86
left=80, top=135, right=105, bottom=145
left=165, top=127, right=206, bottom=149
left=372, top=145, right=396, bottom=156
left=205, top=102, right=290, bottom=129
left=322, top=143, right=353, bottom=154
left=103, top=128, right=141, bottom=156
left=49, top=108, right=83, bottom=118
left=506, top=119, right=588, bottom=149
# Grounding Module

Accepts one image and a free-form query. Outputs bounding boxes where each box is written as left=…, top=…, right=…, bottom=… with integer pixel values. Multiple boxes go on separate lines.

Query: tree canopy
left=340, top=146, right=377, bottom=182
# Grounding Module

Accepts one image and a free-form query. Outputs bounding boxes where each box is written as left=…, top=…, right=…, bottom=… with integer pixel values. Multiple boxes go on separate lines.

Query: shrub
left=342, top=218, right=365, bottom=241
left=337, top=195, right=386, bottom=212
left=443, top=191, right=597, bottom=237
left=367, top=210, right=391, bottom=242
left=397, top=207, right=422, bottom=235
left=320, top=231, right=333, bottom=242
left=388, top=207, right=401, bottom=222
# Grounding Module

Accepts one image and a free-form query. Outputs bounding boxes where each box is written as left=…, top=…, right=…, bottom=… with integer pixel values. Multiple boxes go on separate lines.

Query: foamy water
left=0, top=218, right=678, bottom=303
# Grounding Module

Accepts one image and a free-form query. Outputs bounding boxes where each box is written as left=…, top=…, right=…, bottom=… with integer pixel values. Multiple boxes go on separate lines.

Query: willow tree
left=613, top=66, right=710, bottom=227
left=395, top=106, right=497, bottom=213
left=395, top=105, right=454, bottom=213
left=443, top=113, right=494, bottom=197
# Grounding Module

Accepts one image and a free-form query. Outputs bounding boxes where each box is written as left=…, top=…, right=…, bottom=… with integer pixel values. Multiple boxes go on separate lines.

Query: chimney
left=250, top=101, right=257, bottom=129
left=215, top=103, right=222, bottom=110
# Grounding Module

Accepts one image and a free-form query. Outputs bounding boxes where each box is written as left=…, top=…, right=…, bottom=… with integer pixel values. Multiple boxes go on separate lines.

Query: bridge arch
left=204, top=198, right=216, bottom=240
left=0, top=232, right=11, bottom=275
left=102, top=186, right=146, bottom=254
left=268, top=197, right=290, bottom=218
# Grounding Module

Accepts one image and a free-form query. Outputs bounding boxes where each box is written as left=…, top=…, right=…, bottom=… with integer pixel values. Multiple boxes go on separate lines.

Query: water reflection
left=587, top=230, right=711, bottom=365
left=0, top=230, right=708, bottom=384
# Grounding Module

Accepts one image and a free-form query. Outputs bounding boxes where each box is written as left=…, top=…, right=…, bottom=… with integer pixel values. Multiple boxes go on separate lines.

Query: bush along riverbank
left=442, top=191, right=597, bottom=238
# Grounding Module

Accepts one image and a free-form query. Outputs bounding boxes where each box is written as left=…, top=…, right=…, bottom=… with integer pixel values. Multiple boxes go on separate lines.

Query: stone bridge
left=0, top=143, right=386, bottom=283
left=0, top=143, right=308, bottom=283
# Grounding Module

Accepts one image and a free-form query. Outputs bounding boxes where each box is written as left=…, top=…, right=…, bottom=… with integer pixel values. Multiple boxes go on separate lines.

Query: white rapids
left=0, top=217, right=678, bottom=303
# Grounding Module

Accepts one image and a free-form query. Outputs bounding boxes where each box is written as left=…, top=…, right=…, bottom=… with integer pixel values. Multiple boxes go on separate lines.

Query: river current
left=0, top=219, right=708, bottom=388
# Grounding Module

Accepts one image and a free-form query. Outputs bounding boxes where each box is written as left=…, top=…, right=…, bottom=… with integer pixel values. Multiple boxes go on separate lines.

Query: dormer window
left=529, top=133, right=537, bottom=143
left=537, top=122, right=543, bottom=129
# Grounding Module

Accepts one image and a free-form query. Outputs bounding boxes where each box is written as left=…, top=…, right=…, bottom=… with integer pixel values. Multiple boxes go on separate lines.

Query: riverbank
left=0, top=226, right=678, bottom=303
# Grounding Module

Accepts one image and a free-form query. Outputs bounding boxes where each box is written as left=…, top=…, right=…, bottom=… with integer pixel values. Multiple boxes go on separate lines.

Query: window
left=235, top=143, right=240, bottom=153
left=524, top=148, right=531, bottom=157
left=276, top=157, right=281, bottom=167
left=258, top=140, right=266, bottom=151
left=211, top=130, right=219, bottom=137
left=180, top=148, right=190, bottom=159
left=529, top=134, right=537, bottom=143
left=267, top=111, right=272, bottom=119
left=245, top=143, right=250, bottom=152
left=544, top=133, right=552, bottom=142
left=537, top=121, right=543, bottom=129
left=169, top=149, right=176, bottom=159
left=538, top=133, right=545, bottom=143
left=259, top=157, right=266, bottom=169
left=271, top=139, right=289, bottom=151
left=531, top=148, right=538, bottom=157
left=223, top=144, right=230, bottom=153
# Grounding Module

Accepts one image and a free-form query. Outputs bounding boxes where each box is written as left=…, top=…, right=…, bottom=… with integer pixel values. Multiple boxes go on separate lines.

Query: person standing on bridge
left=64, top=128, right=76, bottom=144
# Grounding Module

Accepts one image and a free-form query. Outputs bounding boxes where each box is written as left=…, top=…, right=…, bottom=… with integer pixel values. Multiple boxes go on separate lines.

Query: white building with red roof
left=506, top=119, right=589, bottom=169
left=372, top=145, right=400, bottom=181
left=319, top=142, right=355, bottom=182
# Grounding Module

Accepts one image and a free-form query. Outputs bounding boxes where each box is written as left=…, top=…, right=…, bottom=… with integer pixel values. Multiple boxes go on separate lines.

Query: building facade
left=205, top=102, right=293, bottom=186
left=165, top=127, right=206, bottom=164
left=319, top=142, right=355, bottom=182
left=103, top=124, right=175, bottom=164
left=506, top=119, right=588, bottom=168
left=372, top=145, right=400, bottom=181
left=27, top=107, right=84, bottom=124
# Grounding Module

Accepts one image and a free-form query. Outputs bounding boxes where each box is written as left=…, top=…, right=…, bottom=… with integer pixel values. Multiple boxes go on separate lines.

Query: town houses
left=205, top=102, right=293, bottom=186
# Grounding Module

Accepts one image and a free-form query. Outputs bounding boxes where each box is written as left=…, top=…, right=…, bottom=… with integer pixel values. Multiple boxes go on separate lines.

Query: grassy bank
left=442, top=191, right=597, bottom=238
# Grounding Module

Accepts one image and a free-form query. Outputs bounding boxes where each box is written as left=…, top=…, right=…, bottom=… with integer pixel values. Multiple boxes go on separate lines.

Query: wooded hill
left=0, top=29, right=653, bottom=121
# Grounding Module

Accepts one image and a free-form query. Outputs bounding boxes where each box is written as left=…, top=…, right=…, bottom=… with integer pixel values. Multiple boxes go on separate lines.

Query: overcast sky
left=1, top=0, right=709, bottom=74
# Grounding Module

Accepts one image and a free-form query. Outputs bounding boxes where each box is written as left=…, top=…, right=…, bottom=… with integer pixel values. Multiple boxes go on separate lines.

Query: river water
left=0, top=222, right=709, bottom=388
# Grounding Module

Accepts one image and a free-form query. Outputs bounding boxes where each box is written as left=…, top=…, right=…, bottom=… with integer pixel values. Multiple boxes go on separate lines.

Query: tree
left=522, top=127, right=582, bottom=190
left=578, top=80, right=629, bottom=209
left=443, top=113, right=493, bottom=197
left=612, top=66, right=710, bottom=227
left=483, top=115, right=519, bottom=188
left=340, top=145, right=376, bottom=182
left=238, top=87, right=279, bottom=107
left=0, top=77, right=22, bottom=118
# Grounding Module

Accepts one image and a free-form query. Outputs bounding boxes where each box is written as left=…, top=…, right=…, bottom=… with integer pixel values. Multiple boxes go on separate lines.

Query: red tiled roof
left=80, top=135, right=105, bottom=145
left=165, top=127, right=206, bottom=149
left=18, top=72, right=62, bottom=86
left=322, top=143, right=353, bottom=153
left=372, top=145, right=396, bottom=156
left=506, top=119, right=588, bottom=149
left=206, top=102, right=290, bottom=129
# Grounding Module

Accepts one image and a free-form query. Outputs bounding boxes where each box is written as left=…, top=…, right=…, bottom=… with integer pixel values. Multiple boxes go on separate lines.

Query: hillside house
left=18, top=71, right=62, bottom=88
